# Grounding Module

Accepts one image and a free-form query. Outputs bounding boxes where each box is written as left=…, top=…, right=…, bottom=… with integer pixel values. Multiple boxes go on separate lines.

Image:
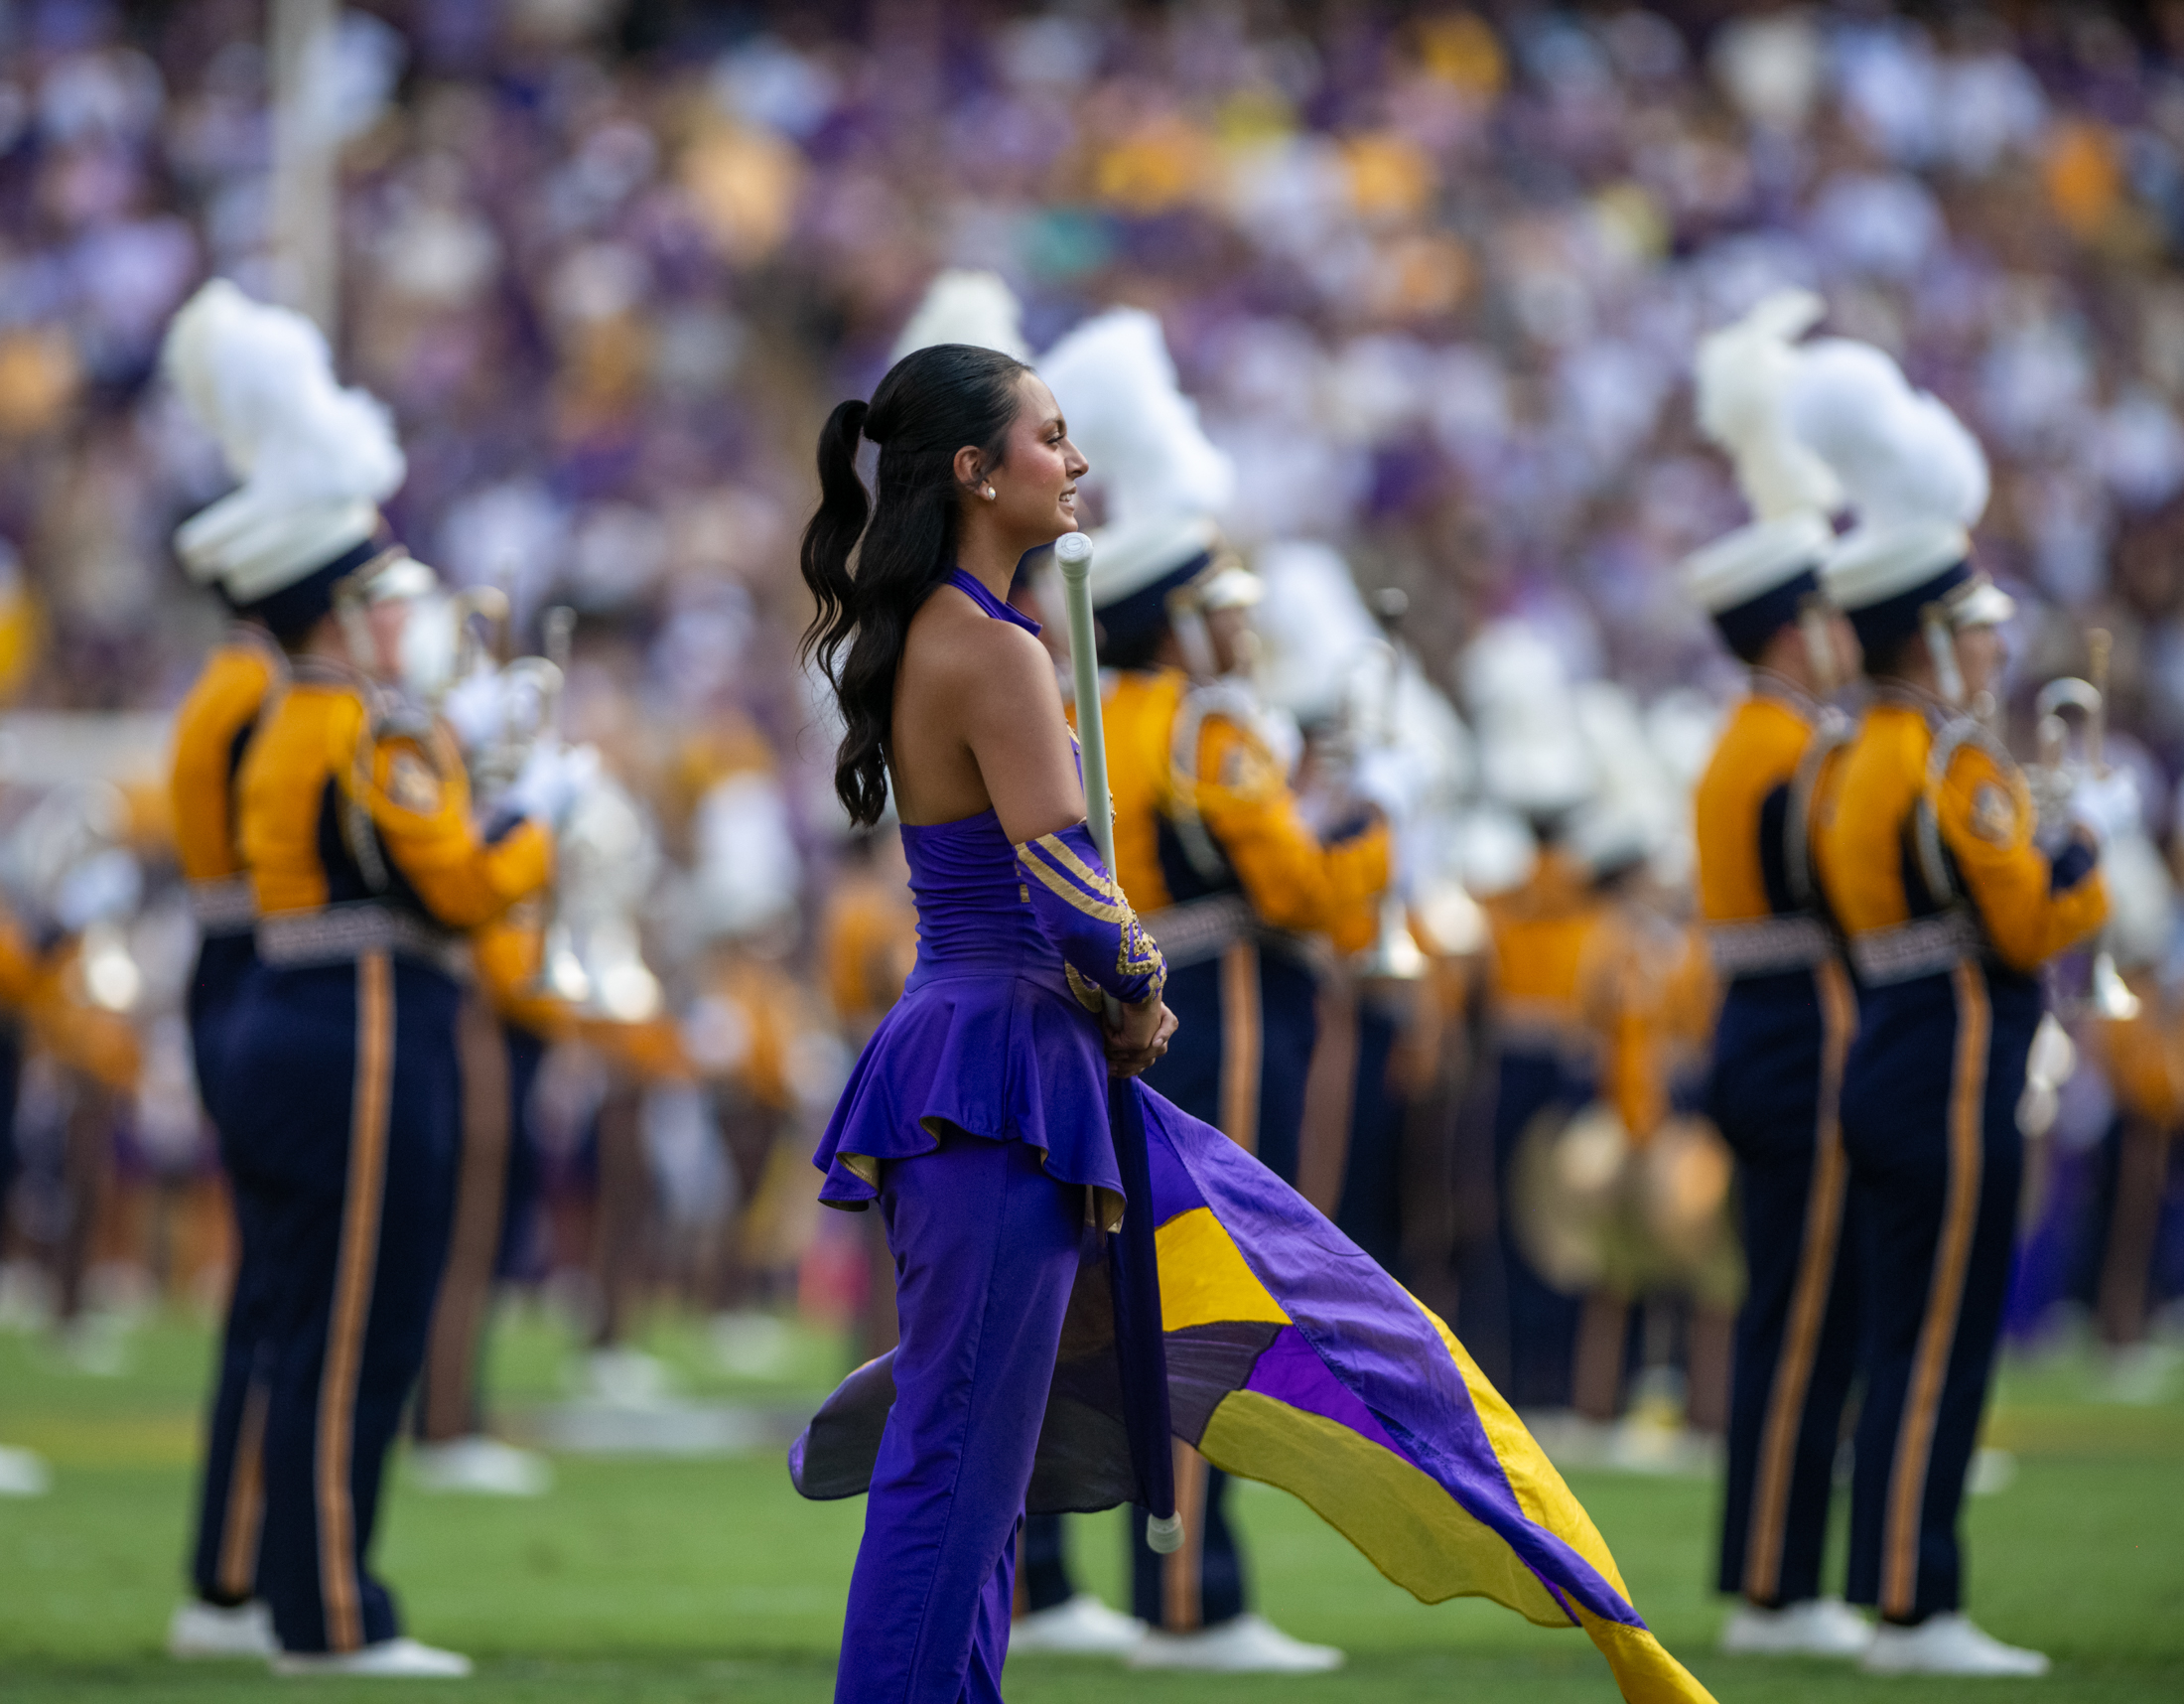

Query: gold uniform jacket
left=1816, top=692, right=2107, bottom=985
left=238, top=660, right=552, bottom=952
left=1089, top=668, right=1388, bottom=949
left=1693, top=688, right=1854, bottom=1149
left=171, top=633, right=281, bottom=902
left=1815, top=688, right=2108, bottom=1130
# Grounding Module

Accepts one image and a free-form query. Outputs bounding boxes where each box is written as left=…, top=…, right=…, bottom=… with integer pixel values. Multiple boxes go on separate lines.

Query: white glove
left=2071, top=767, right=2141, bottom=850
left=440, top=664, right=506, bottom=755
left=1351, top=745, right=1425, bottom=825
left=53, top=847, right=142, bottom=932
left=502, top=742, right=601, bottom=833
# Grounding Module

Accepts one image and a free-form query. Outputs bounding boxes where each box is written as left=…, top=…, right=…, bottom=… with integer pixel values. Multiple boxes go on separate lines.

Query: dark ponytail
left=799, top=343, right=1031, bottom=827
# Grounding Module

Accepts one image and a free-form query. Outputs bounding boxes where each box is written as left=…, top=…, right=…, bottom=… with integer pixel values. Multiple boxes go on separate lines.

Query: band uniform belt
left=1492, top=995, right=1600, bottom=1063
left=1140, top=893, right=1258, bottom=970
left=1706, top=915, right=1835, bottom=979
left=1847, top=912, right=1980, bottom=985
left=257, top=902, right=466, bottom=975
left=189, top=876, right=258, bottom=935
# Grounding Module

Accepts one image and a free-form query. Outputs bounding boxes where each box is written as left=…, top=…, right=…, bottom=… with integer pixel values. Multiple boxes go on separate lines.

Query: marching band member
left=407, top=663, right=577, bottom=1498
left=1464, top=623, right=1632, bottom=1411
left=1681, top=292, right=1874, bottom=1658
left=1043, top=309, right=1384, bottom=1673
left=1802, top=336, right=2125, bottom=1676
left=160, top=279, right=587, bottom=1674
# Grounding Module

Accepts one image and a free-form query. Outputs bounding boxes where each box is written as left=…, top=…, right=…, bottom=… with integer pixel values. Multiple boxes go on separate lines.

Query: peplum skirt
left=813, top=957, right=1125, bottom=1229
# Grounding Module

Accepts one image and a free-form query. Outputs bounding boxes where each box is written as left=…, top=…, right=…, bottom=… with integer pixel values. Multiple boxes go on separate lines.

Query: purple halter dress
left=812, top=571, right=1126, bottom=1225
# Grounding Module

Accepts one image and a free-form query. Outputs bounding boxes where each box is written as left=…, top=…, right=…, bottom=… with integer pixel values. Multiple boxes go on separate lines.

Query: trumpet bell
left=535, top=924, right=593, bottom=1007
left=2092, top=950, right=2142, bottom=1021
left=1355, top=892, right=1428, bottom=980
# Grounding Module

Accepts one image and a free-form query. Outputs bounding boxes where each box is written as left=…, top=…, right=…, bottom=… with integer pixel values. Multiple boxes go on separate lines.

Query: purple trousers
left=836, top=1129, right=1084, bottom=1704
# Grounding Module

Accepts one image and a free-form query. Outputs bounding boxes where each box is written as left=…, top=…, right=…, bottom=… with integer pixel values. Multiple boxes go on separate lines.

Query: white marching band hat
left=888, top=268, right=1032, bottom=366
left=1036, top=307, right=1240, bottom=641
left=1786, top=333, right=2008, bottom=650
left=1679, top=288, right=1843, bottom=652
left=163, top=279, right=425, bottom=638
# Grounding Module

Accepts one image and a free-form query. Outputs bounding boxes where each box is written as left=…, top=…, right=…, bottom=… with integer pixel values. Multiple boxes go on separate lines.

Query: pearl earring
left=983, top=485, right=997, bottom=500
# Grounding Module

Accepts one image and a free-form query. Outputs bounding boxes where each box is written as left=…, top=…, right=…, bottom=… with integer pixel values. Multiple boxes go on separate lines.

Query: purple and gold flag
left=792, top=1080, right=1717, bottom=1704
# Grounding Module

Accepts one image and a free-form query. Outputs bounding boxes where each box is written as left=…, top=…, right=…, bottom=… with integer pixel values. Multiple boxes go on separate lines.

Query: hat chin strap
left=1798, top=598, right=1839, bottom=694
left=1923, top=607, right=1965, bottom=708
left=1165, top=594, right=1217, bottom=681
left=334, top=580, right=380, bottom=677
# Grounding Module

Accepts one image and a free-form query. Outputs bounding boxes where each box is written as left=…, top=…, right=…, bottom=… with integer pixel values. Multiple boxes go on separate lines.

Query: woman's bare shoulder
left=904, top=586, right=1056, bottom=702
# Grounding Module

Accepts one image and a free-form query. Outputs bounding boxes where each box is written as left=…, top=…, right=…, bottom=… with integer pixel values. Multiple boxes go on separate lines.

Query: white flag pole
left=1052, top=531, right=1115, bottom=873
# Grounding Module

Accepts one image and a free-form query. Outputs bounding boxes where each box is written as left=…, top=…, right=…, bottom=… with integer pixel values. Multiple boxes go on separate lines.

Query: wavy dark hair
left=800, top=343, right=1032, bottom=826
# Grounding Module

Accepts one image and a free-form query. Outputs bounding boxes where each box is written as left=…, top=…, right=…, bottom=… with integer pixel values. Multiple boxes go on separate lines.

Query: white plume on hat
left=689, top=770, right=803, bottom=939
left=1682, top=289, right=1840, bottom=616
left=1696, top=289, right=1843, bottom=522
left=1461, top=621, right=1597, bottom=820
left=1041, top=309, right=1233, bottom=529
left=1788, top=336, right=1994, bottom=614
left=163, top=279, right=405, bottom=598
left=889, top=269, right=1031, bottom=364
left=1787, top=339, right=1988, bottom=534
left=1039, top=308, right=1236, bottom=609
left=1250, top=540, right=1378, bottom=725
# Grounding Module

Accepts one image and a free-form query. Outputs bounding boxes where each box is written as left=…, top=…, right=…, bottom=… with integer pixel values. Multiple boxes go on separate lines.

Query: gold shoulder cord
left=1165, top=684, right=1229, bottom=885
left=1914, top=714, right=2029, bottom=907
left=1784, top=705, right=1854, bottom=915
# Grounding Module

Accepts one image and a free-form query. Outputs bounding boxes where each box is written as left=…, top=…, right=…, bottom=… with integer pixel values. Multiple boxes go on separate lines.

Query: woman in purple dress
left=799, top=342, right=1177, bottom=1703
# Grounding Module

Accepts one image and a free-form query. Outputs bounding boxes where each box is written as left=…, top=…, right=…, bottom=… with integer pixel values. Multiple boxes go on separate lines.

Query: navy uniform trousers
left=214, top=949, right=462, bottom=1653
left=414, top=1013, right=546, bottom=1442
left=1841, top=960, right=2035, bottom=1623
left=1490, top=1047, right=1594, bottom=1409
left=184, top=928, right=276, bottom=1605
left=1712, top=961, right=1864, bottom=1606
left=1124, top=941, right=1316, bottom=1631
left=1334, top=991, right=1407, bottom=1269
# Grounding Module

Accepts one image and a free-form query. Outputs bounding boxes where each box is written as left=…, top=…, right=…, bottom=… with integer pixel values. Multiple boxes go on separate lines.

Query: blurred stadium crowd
left=1, top=0, right=2181, bottom=1421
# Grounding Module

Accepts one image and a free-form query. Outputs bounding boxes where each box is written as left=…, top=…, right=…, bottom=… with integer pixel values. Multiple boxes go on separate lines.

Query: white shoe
left=273, top=1637, right=474, bottom=1677
left=1009, top=1593, right=1146, bottom=1657
left=1129, top=1613, right=1344, bottom=1673
left=1860, top=1613, right=2050, bottom=1676
left=1719, top=1598, right=1872, bottom=1657
left=409, top=1436, right=553, bottom=1497
left=0, top=1443, right=52, bottom=1496
left=581, top=1347, right=671, bottom=1409
left=167, top=1600, right=277, bottom=1659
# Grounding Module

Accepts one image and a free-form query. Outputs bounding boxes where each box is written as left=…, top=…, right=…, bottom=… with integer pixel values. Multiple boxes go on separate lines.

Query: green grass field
left=3, top=1308, right=2179, bottom=1702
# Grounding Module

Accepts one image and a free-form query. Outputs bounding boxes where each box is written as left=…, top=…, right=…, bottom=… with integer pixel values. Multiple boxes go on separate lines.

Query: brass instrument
left=2084, top=631, right=2143, bottom=1021
left=2025, top=632, right=2140, bottom=1021
left=1354, top=587, right=1427, bottom=982
left=1508, top=1101, right=1743, bottom=1308
left=448, top=584, right=511, bottom=687
left=4, top=780, right=144, bottom=1013
left=509, top=606, right=665, bottom=1022
left=526, top=606, right=593, bottom=1007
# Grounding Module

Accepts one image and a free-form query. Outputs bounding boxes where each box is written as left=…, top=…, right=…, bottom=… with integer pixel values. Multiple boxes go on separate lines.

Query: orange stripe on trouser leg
left=1880, top=961, right=1987, bottom=1620
left=1218, top=941, right=1262, bottom=1157
left=1744, top=958, right=1854, bottom=1603
left=216, top=1380, right=271, bottom=1600
left=317, top=951, right=393, bottom=1652
left=419, top=996, right=510, bottom=1441
left=1161, top=1441, right=1209, bottom=1631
